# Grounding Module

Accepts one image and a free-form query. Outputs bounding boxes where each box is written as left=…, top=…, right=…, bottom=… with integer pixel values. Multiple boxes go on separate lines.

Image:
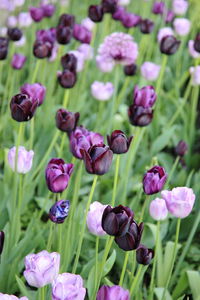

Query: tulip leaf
left=154, top=287, right=172, bottom=300
left=102, top=249, right=116, bottom=277
left=15, top=275, right=35, bottom=300
left=151, top=126, right=176, bottom=154
left=187, top=270, right=200, bottom=300
left=86, top=266, right=96, bottom=299
left=172, top=271, right=188, bottom=299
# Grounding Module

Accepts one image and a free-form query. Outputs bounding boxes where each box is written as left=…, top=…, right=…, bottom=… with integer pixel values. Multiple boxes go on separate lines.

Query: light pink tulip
left=8, top=146, right=34, bottom=174
left=87, top=201, right=107, bottom=236
left=141, top=62, right=160, bottom=81
left=172, top=0, right=188, bottom=15
left=190, top=66, right=200, bottom=86
left=188, top=40, right=200, bottom=59
left=91, top=81, right=114, bottom=101
left=0, top=294, right=28, bottom=300
left=149, top=198, right=168, bottom=221
left=173, top=18, right=191, bottom=36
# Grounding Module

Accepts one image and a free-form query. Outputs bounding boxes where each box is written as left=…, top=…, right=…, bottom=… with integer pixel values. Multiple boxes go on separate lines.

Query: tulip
left=91, top=81, right=114, bottom=101
left=102, top=0, right=118, bottom=14
left=140, top=62, right=161, bottom=81
left=165, top=10, right=175, bottom=23
left=7, top=27, right=22, bottom=41
left=81, top=17, right=95, bottom=31
left=96, top=55, right=115, bottom=73
left=87, top=201, right=107, bottom=236
left=143, top=165, right=167, bottom=195
left=136, top=245, right=154, bottom=265
left=175, top=140, right=188, bottom=156
left=140, top=19, right=154, bottom=34
left=61, top=53, right=77, bottom=72
left=58, top=14, right=75, bottom=28
left=45, top=158, right=74, bottom=193
left=173, top=18, right=191, bottom=36
left=24, top=250, right=60, bottom=288
left=36, top=28, right=56, bottom=44
left=88, top=5, right=104, bottom=22
left=128, top=105, right=153, bottom=127
left=189, top=66, right=200, bottom=86
left=107, top=130, right=132, bottom=154
left=172, top=0, right=188, bottom=15
left=0, top=37, right=9, bottom=60
left=11, top=53, right=26, bottom=70
left=149, top=198, right=168, bottom=220
left=18, top=12, right=32, bottom=27
left=7, top=16, right=18, bottom=28
left=69, top=50, right=85, bottom=72
left=160, top=35, right=180, bottom=55
left=73, top=24, right=92, bottom=44
left=0, top=231, right=5, bottom=255
left=56, top=109, right=79, bottom=133
left=56, top=26, right=72, bottom=45
left=33, top=40, right=53, bottom=58
left=121, top=13, right=141, bottom=28
left=194, top=33, right=200, bottom=53
left=29, top=7, right=44, bottom=22
left=157, top=27, right=174, bottom=43
left=57, top=70, right=77, bottom=88
left=77, top=44, right=94, bottom=60
left=188, top=40, right=200, bottom=59
left=81, top=144, right=113, bottom=175
left=152, top=2, right=165, bottom=15
left=97, top=285, right=130, bottom=300
left=0, top=294, right=28, bottom=300
left=10, top=94, right=38, bottom=122
left=41, top=4, right=55, bottom=17
left=20, top=83, right=46, bottom=106
left=112, top=6, right=125, bottom=22
left=124, top=64, right=137, bottom=76
left=8, top=146, right=34, bottom=174
left=52, top=273, right=86, bottom=300
left=133, top=85, right=157, bottom=108
left=161, top=187, right=195, bottom=218
left=49, top=200, right=70, bottom=224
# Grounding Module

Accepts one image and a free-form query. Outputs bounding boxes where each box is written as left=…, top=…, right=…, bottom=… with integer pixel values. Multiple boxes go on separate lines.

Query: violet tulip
left=149, top=198, right=168, bottom=220
left=136, top=245, right=154, bottom=265
left=10, top=94, right=38, bottom=122
left=29, top=7, right=44, bottom=22
left=41, top=4, right=55, bottom=18
left=61, top=53, right=77, bottom=72
left=121, top=13, right=141, bottom=28
left=97, top=285, right=130, bottom=300
left=20, top=83, right=46, bottom=106
left=73, top=24, right=92, bottom=44
left=102, top=0, right=118, bottom=14
left=49, top=200, right=70, bottom=224
left=175, top=140, right=188, bottom=156
left=11, top=53, right=26, bottom=70
left=8, top=146, right=34, bottom=174
left=128, top=105, right=153, bottom=127
left=45, top=158, right=74, bottom=193
left=56, top=109, right=79, bottom=133
left=133, top=85, right=157, bottom=108
left=143, top=166, right=167, bottom=195
left=139, top=19, right=154, bottom=34
left=87, top=201, right=107, bottom=236
left=152, top=2, right=165, bottom=15
left=107, top=130, right=133, bottom=154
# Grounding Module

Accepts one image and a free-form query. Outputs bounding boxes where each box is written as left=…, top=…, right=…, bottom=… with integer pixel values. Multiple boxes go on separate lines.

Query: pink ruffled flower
left=7, top=15, right=18, bottom=27
left=87, top=201, right=107, bottom=236
left=91, top=81, right=114, bottom=101
left=188, top=40, right=200, bottom=59
left=141, top=62, right=160, bottom=81
left=161, top=187, right=195, bottom=218
left=157, top=27, right=174, bottom=43
left=172, top=0, right=188, bottom=15
left=0, top=294, right=28, bottom=300
left=149, top=198, right=168, bottom=221
left=173, top=18, right=191, bottom=36
left=77, top=44, right=94, bottom=60
left=8, top=146, right=34, bottom=174
left=190, top=66, right=200, bottom=86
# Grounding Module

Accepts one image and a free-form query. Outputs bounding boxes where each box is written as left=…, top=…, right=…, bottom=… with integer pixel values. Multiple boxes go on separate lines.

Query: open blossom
left=141, top=62, right=160, bottom=81
left=87, top=201, right=107, bottom=236
left=143, top=166, right=167, bottom=195
left=190, top=66, right=200, bottom=86
left=8, top=146, right=34, bottom=174
left=157, top=27, right=174, bottom=43
left=173, top=18, right=191, bottom=36
left=161, top=187, right=195, bottom=218
left=0, top=294, right=28, bottom=300
left=97, top=32, right=138, bottom=72
left=172, top=0, right=188, bottom=15
left=91, top=81, right=114, bottom=101
left=97, top=285, right=130, bottom=300
left=188, top=40, right=200, bottom=59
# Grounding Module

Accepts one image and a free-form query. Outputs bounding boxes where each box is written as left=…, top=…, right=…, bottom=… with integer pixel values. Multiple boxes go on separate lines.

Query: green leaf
left=15, top=275, right=34, bottom=300
left=172, top=271, right=188, bottom=299
left=154, top=287, right=172, bottom=300
left=187, top=270, right=200, bottom=300
left=103, top=249, right=116, bottom=277
left=151, top=126, right=176, bottom=154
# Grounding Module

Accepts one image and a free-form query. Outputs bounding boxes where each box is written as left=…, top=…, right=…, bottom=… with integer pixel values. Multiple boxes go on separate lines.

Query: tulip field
left=0, top=0, right=200, bottom=299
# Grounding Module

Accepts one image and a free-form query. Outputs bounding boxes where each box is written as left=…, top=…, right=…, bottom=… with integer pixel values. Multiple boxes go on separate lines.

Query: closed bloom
left=69, top=50, right=85, bottom=72
left=56, top=26, right=72, bottom=45
left=160, top=35, right=181, bottom=55
left=188, top=40, right=200, bottom=59
left=121, top=13, right=141, bottom=28
left=20, top=83, right=46, bottom=106
left=172, top=0, right=188, bottom=15
left=102, top=0, right=118, bottom=14
left=88, top=5, right=104, bottom=23
left=24, top=250, right=60, bottom=288
left=0, top=294, right=28, bottom=300
left=18, top=12, right=32, bottom=27
left=141, top=62, right=160, bottom=81
left=73, top=24, right=92, bottom=44
left=57, top=70, right=77, bottom=88
left=194, top=33, right=200, bottom=53
left=97, top=285, right=130, bottom=300
left=10, top=94, right=38, bottom=122
left=175, top=140, right=188, bottom=156
left=143, top=166, right=167, bottom=195
left=136, top=245, right=154, bottom=265
left=58, top=14, right=75, bottom=28
left=190, top=66, right=200, bottom=86
left=173, top=18, right=190, bottom=36
left=81, top=17, right=95, bottom=31
left=133, top=85, right=157, bottom=108
left=107, top=130, right=133, bottom=154
left=87, top=201, right=107, bottom=236
left=91, top=81, right=114, bottom=101
left=33, top=40, right=53, bottom=58
left=0, top=231, right=5, bottom=255
left=11, top=53, right=26, bottom=70
left=161, top=187, right=195, bottom=218
left=56, top=109, right=79, bottom=133
left=165, top=10, right=175, bottom=24
left=157, top=27, right=174, bottom=43
left=45, top=158, right=74, bottom=193
left=81, top=144, right=113, bottom=175
left=7, top=27, right=22, bottom=41
left=49, top=200, right=70, bottom=224
left=41, top=4, right=55, bottom=17
left=149, top=198, right=168, bottom=220
left=8, top=146, right=34, bottom=174
left=52, top=273, right=86, bottom=300
left=152, top=2, right=165, bottom=15
left=124, top=63, right=137, bottom=76
left=139, top=19, right=154, bottom=34
left=128, top=105, right=153, bottom=127
left=29, top=7, right=44, bottom=22
left=112, top=6, right=126, bottom=21
left=61, top=53, right=77, bottom=72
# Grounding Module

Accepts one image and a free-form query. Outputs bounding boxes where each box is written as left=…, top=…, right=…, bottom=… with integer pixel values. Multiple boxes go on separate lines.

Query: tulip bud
left=81, top=144, right=113, bottom=175
left=8, top=146, right=34, bottom=173
left=29, top=7, right=44, bottom=22
left=0, top=231, right=5, bottom=255
left=157, top=27, right=174, bottom=43
left=160, top=35, right=180, bottom=55
left=91, top=81, right=114, bottom=101
left=0, top=37, right=9, bottom=60
left=97, top=285, right=130, bottom=300
left=136, top=245, right=154, bottom=265
left=49, top=200, right=70, bottom=224
left=122, top=13, right=141, bottom=28
left=61, top=53, right=77, bottom=72
left=20, top=83, right=46, bottom=106
left=87, top=201, right=107, bottom=236
left=102, top=0, right=118, bottom=14
left=56, top=26, right=72, bottom=45
left=56, top=109, right=79, bottom=132
left=33, top=40, right=53, bottom=58
left=57, top=70, right=77, bottom=88
left=128, top=105, right=153, bottom=127
left=10, top=94, right=38, bottom=122
left=139, top=19, right=154, bottom=34
left=194, top=33, right=200, bottom=53
left=41, top=4, right=55, bottom=18
left=88, top=5, right=104, bottom=22
left=45, top=158, right=74, bottom=193
left=124, top=63, right=137, bottom=76
left=107, top=130, right=133, bottom=154
left=133, top=85, right=157, bottom=108
left=165, top=10, right=175, bottom=23
left=143, top=166, right=167, bottom=195
left=175, top=140, right=188, bottom=156
left=7, top=27, right=22, bottom=41
left=58, top=14, right=75, bottom=28
left=73, top=24, right=92, bottom=44
left=152, top=2, right=165, bottom=15
left=112, top=6, right=125, bottom=21
left=11, top=53, right=26, bottom=70
left=149, top=198, right=168, bottom=220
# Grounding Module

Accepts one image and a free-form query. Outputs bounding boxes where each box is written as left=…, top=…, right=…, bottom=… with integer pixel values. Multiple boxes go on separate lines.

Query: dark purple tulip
left=56, top=26, right=72, bottom=45
left=30, top=7, right=44, bottom=22
left=56, top=109, right=79, bottom=133
left=20, top=83, right=46, bottom=106
left=107, top=130, right=133, bottom=154
left=115, top=221, right=144, bottom=251
left=165, top=10, right=174, bottom=24
left=7, top=27, right=22, bottom=41
left=10, top=94, right=38, bottom=122
left=0, top=231, right=5, bottom=255
left=33, top=40, right=53, bottom=58
left=58, top=14, right=75, bottom=28
left=80, top=144, right=113, bottom=175
left=143, top=165, right=167, bottom=195
left=128, top=105, right=153, bottom=127
left=102, top=205, right=134, bottom=236
left=152, top=2, right=165, bottom=15
left=139, top=19, right=154, bottom=34
left=49, top=200, right=70, bottom=224
left=36, top=28, right=56, bottom=44
left=194, top=33, right=200, bottom=53
left=136, top=245, right=154, bottom=265
left=175, top=140, right=188, bottom=156
left=112, top=6, right=125, bottom=21
left=41, top=4, right=55, bottom=18
left=0, top=37, right=9, bottom=60
left=102, top=0, right=118, bottom=14
left=133, top=85, right=157, bottom=108
left=45, top=158, right=74, bottom=193
left=160, top=35, right=180, bottom=55
left=121, top=13, right=141, bottom=28
left=124, top=64, right=137, bottom=76
left=73, top=24, right=92, bottom=44
left=97, top=285, right=130, bottom=300
left=61, top=53, right=77, bottom=72
left=11, top=53, right=26, bottom=70
left=57, top=70, right=77, bottom=89
left=88, top=5, right=104, bottom=22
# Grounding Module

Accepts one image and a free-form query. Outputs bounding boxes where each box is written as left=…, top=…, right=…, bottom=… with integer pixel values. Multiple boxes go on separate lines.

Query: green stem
left=32, top=60, right=40, bottom=83
left=72, top=175, right=98, bottom=274
left=139, top=195, right=149, bottom=223
left=156, top=55, right=168, bottom=95
left=63, top=89, right=70, bottom=108
left=95, top=236, right=99, bottom=290
left=39, top=286, right=45, bottom=300
left=29, top=118, right=34, bottom=149
left=108, top=65, right=120, bottom=132
left=111, top=155, right=120, bottom=207
left=130, top=265, right=143, bottom=296
left=47, top=222, right=54, bottom=252
left=119, top=252, right=130, bottom=286
left=166, top=156, right=180, bottom=186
